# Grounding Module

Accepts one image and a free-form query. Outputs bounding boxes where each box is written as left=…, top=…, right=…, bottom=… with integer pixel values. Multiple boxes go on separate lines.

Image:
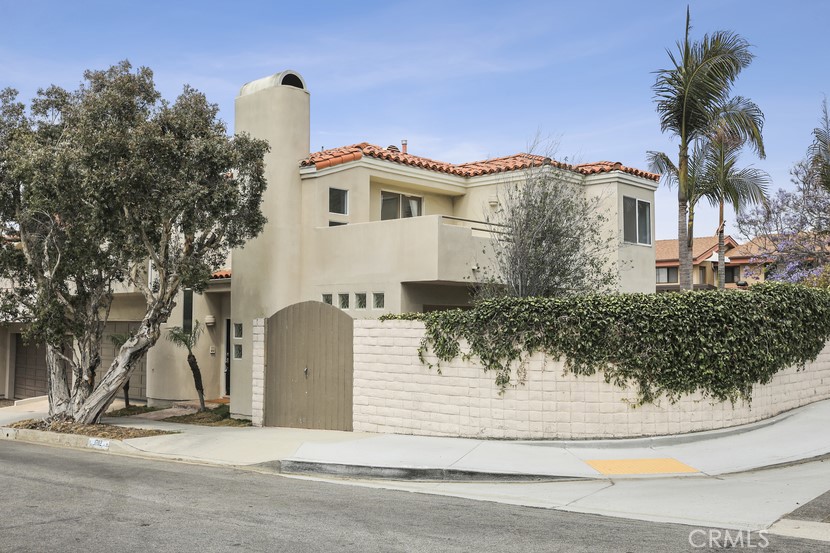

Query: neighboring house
left=655, top=236, right=764, bottom=292
left=1, top=70, right=660, bottom=419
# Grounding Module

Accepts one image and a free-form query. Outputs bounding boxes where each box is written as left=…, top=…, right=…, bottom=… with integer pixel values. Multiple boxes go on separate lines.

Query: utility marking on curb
left=87, top=438, right=110, bottom=451
left=585, top=458, right=698, bottom=475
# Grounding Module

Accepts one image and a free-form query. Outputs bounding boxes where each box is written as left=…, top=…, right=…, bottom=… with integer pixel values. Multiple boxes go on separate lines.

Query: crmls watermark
left=688, top=529, right=769, bottom=549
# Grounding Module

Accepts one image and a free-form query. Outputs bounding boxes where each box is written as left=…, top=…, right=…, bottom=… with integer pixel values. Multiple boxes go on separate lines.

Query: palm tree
left=809, top=99, right=830, bottom=189
left=653, top=8, right=759, bottom=290
left=701, top=125, right=769, bottom=289
left=167, top=321, right=206, bottom=411
left=648, top=130, right=768, bottom=290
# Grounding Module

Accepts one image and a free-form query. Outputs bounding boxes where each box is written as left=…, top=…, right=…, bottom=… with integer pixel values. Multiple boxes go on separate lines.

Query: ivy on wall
left=381, top=284, right=830, bottom=404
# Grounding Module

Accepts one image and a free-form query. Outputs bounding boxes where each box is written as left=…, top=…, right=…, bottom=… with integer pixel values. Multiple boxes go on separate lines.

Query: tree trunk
left=187, top=353, right=206, bottom=412
left=677, top=144, right=693, bottom=291
left=72, top=317, right=161, bottom=424
left=718, top=199, right=726, bottom=290
left=123, top=381, right=131, bottom=408
left=46, top=345, right=71, bottom=419
left=677, top=198, right=692, bottom=290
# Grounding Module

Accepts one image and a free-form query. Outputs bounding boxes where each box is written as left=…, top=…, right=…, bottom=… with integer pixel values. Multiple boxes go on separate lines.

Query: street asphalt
left=1, top=440, right=825, bottom=553
left=3, top=398, right=830, bottom=543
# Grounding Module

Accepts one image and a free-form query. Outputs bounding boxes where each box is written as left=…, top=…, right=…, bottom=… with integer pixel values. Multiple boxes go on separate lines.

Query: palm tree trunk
left=678, top=199, right=692, bottom=290
left=187, top=353, right=206, bottom=412
left=678, top=149, right=693, bottom=290
left=718, top=199, right=726, bottom=289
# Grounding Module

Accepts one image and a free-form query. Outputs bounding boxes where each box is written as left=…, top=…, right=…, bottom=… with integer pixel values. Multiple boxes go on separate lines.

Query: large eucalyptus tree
left=0, top=62, right=269, bottom=423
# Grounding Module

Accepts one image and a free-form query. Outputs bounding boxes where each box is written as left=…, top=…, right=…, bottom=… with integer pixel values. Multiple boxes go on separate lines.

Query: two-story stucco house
left=0, top=70, right=659, bottom=421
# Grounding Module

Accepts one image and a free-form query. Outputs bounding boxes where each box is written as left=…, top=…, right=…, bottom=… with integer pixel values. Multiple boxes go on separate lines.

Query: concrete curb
left=276, top=459, right=582, bottom=482
left=13, top=395, right=48, bottom=407
left=1, top=426, right=134, bottom=455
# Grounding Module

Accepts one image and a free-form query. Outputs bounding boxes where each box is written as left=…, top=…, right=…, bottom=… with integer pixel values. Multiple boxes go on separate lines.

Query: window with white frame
left=381, top=191, right=422, bottom=220
left=329, top=188, right=348, bottom=215
left=623, top=197, right=651, bottom=245
left=338, top=293, right=350, bottom=309
left=322, top=293, right=333, bottom=305
left=355, top=293, right=367, bottom=309
left=373, top=292, right=385, bottom=309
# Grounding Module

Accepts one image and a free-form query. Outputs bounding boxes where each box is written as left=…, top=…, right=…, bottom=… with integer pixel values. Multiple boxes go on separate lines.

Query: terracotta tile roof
left=655, top=236, right=741, bottom=264
left=301, top=143, right=659, bottom=181
left=726, top=235, right=788, bottom=260
left=210, top=269, right=231, bottom=280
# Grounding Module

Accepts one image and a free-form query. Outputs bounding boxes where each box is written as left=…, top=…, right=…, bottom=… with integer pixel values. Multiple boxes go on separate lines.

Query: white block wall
left=353, top=319, right=830, bottom=439
left=250, top=318, right=266, bottom=427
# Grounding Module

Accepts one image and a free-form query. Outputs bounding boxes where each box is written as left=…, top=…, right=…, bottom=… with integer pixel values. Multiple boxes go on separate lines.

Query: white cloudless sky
left=1, top=0, right=827, bottom=240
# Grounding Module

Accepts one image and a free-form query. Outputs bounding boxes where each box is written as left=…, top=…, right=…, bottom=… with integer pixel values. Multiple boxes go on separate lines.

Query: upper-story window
left=329, top=188, right=348, bottom=215
left=623, top=196, right=651, bottom=245
left=381, top=191, right=422, bottom=220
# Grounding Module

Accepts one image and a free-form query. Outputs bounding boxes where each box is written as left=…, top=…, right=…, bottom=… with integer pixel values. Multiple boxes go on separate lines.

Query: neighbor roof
left=655, top=236, right=741, bottom=265
left=300, top=143, right=659, bottom=181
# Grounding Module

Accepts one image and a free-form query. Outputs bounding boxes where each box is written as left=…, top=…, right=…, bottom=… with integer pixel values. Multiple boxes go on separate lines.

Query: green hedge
left=381, top=283, right=830, bottom=404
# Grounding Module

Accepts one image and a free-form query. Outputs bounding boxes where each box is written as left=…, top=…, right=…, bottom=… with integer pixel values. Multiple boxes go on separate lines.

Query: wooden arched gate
left=263, top=301, right=353, bottom=430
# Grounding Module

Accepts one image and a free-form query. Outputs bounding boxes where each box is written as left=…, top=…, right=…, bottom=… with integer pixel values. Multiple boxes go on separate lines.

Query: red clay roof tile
left=300, top=144, right=659, bottom=181
left=210, top=269, right=231, bottom=280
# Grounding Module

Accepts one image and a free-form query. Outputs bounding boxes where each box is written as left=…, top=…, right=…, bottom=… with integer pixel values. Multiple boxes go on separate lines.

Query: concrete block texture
left=352, top=320, right=830, bottom=439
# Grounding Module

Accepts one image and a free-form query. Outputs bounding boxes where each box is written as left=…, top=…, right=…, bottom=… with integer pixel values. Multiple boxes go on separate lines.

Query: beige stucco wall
left=230, top=74, right=310, bottom=417
left=612, top=180, right=657, bottom=293
left=302, top=216, right=490, bottom=316
left=353, top=320, right=830, bottom=439
left=144, top=289, right=229, bottom=405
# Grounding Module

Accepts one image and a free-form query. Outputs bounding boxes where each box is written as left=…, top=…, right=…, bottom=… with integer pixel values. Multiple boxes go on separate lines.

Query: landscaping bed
left=162, top=404, right=251, bottom=427
left=9, top=418, right=174, bottom=440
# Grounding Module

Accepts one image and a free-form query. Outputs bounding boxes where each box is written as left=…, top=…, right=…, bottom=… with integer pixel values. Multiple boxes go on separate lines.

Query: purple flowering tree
left=737, top=161, right=830, bottom=282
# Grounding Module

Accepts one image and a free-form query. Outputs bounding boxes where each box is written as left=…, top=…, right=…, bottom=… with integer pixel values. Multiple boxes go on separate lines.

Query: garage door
left=13, top=335, right=49, bottom=399
left=101, top=322, right=147, bottom=401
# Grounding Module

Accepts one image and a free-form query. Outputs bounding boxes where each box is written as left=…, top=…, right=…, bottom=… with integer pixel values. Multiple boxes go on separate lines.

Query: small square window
left=233, top=344, right=242, bottom=359
left=329, top=188, right=348, bottom=215
left=329, top=221, right=347, bottom=227
left=338, top=293, right=350, bottom=309
left=355, top=293, right=367, bottom=309
left=373, top=292, right=385, bottom=309
left=322, top=294, right=333, bottom=305
left=234, top=323, right=243, bottom=339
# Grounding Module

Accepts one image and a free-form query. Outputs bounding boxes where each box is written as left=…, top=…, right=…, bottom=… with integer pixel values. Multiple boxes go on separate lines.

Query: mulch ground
left=163, top=405, right=251, bottom=427
left=9, top=419, right=174, bottom=440
left=0, top=399, right=14, bottom=408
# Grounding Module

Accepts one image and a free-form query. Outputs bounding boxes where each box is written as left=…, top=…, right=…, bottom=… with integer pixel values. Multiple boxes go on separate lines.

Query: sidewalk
left=3, top=397, right=829, bottom=480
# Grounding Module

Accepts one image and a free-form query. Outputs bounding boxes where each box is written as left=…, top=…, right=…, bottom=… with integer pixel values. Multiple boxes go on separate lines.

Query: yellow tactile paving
left=586, top=458, right=699, bottom=475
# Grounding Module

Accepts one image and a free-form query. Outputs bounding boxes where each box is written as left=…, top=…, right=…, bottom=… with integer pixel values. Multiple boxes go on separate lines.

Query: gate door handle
left=303, top=367, right=308, bottom=378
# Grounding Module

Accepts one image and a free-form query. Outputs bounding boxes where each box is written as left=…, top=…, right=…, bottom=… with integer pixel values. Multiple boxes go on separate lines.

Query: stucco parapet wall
left=352, top=320, right=830, bottom=439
